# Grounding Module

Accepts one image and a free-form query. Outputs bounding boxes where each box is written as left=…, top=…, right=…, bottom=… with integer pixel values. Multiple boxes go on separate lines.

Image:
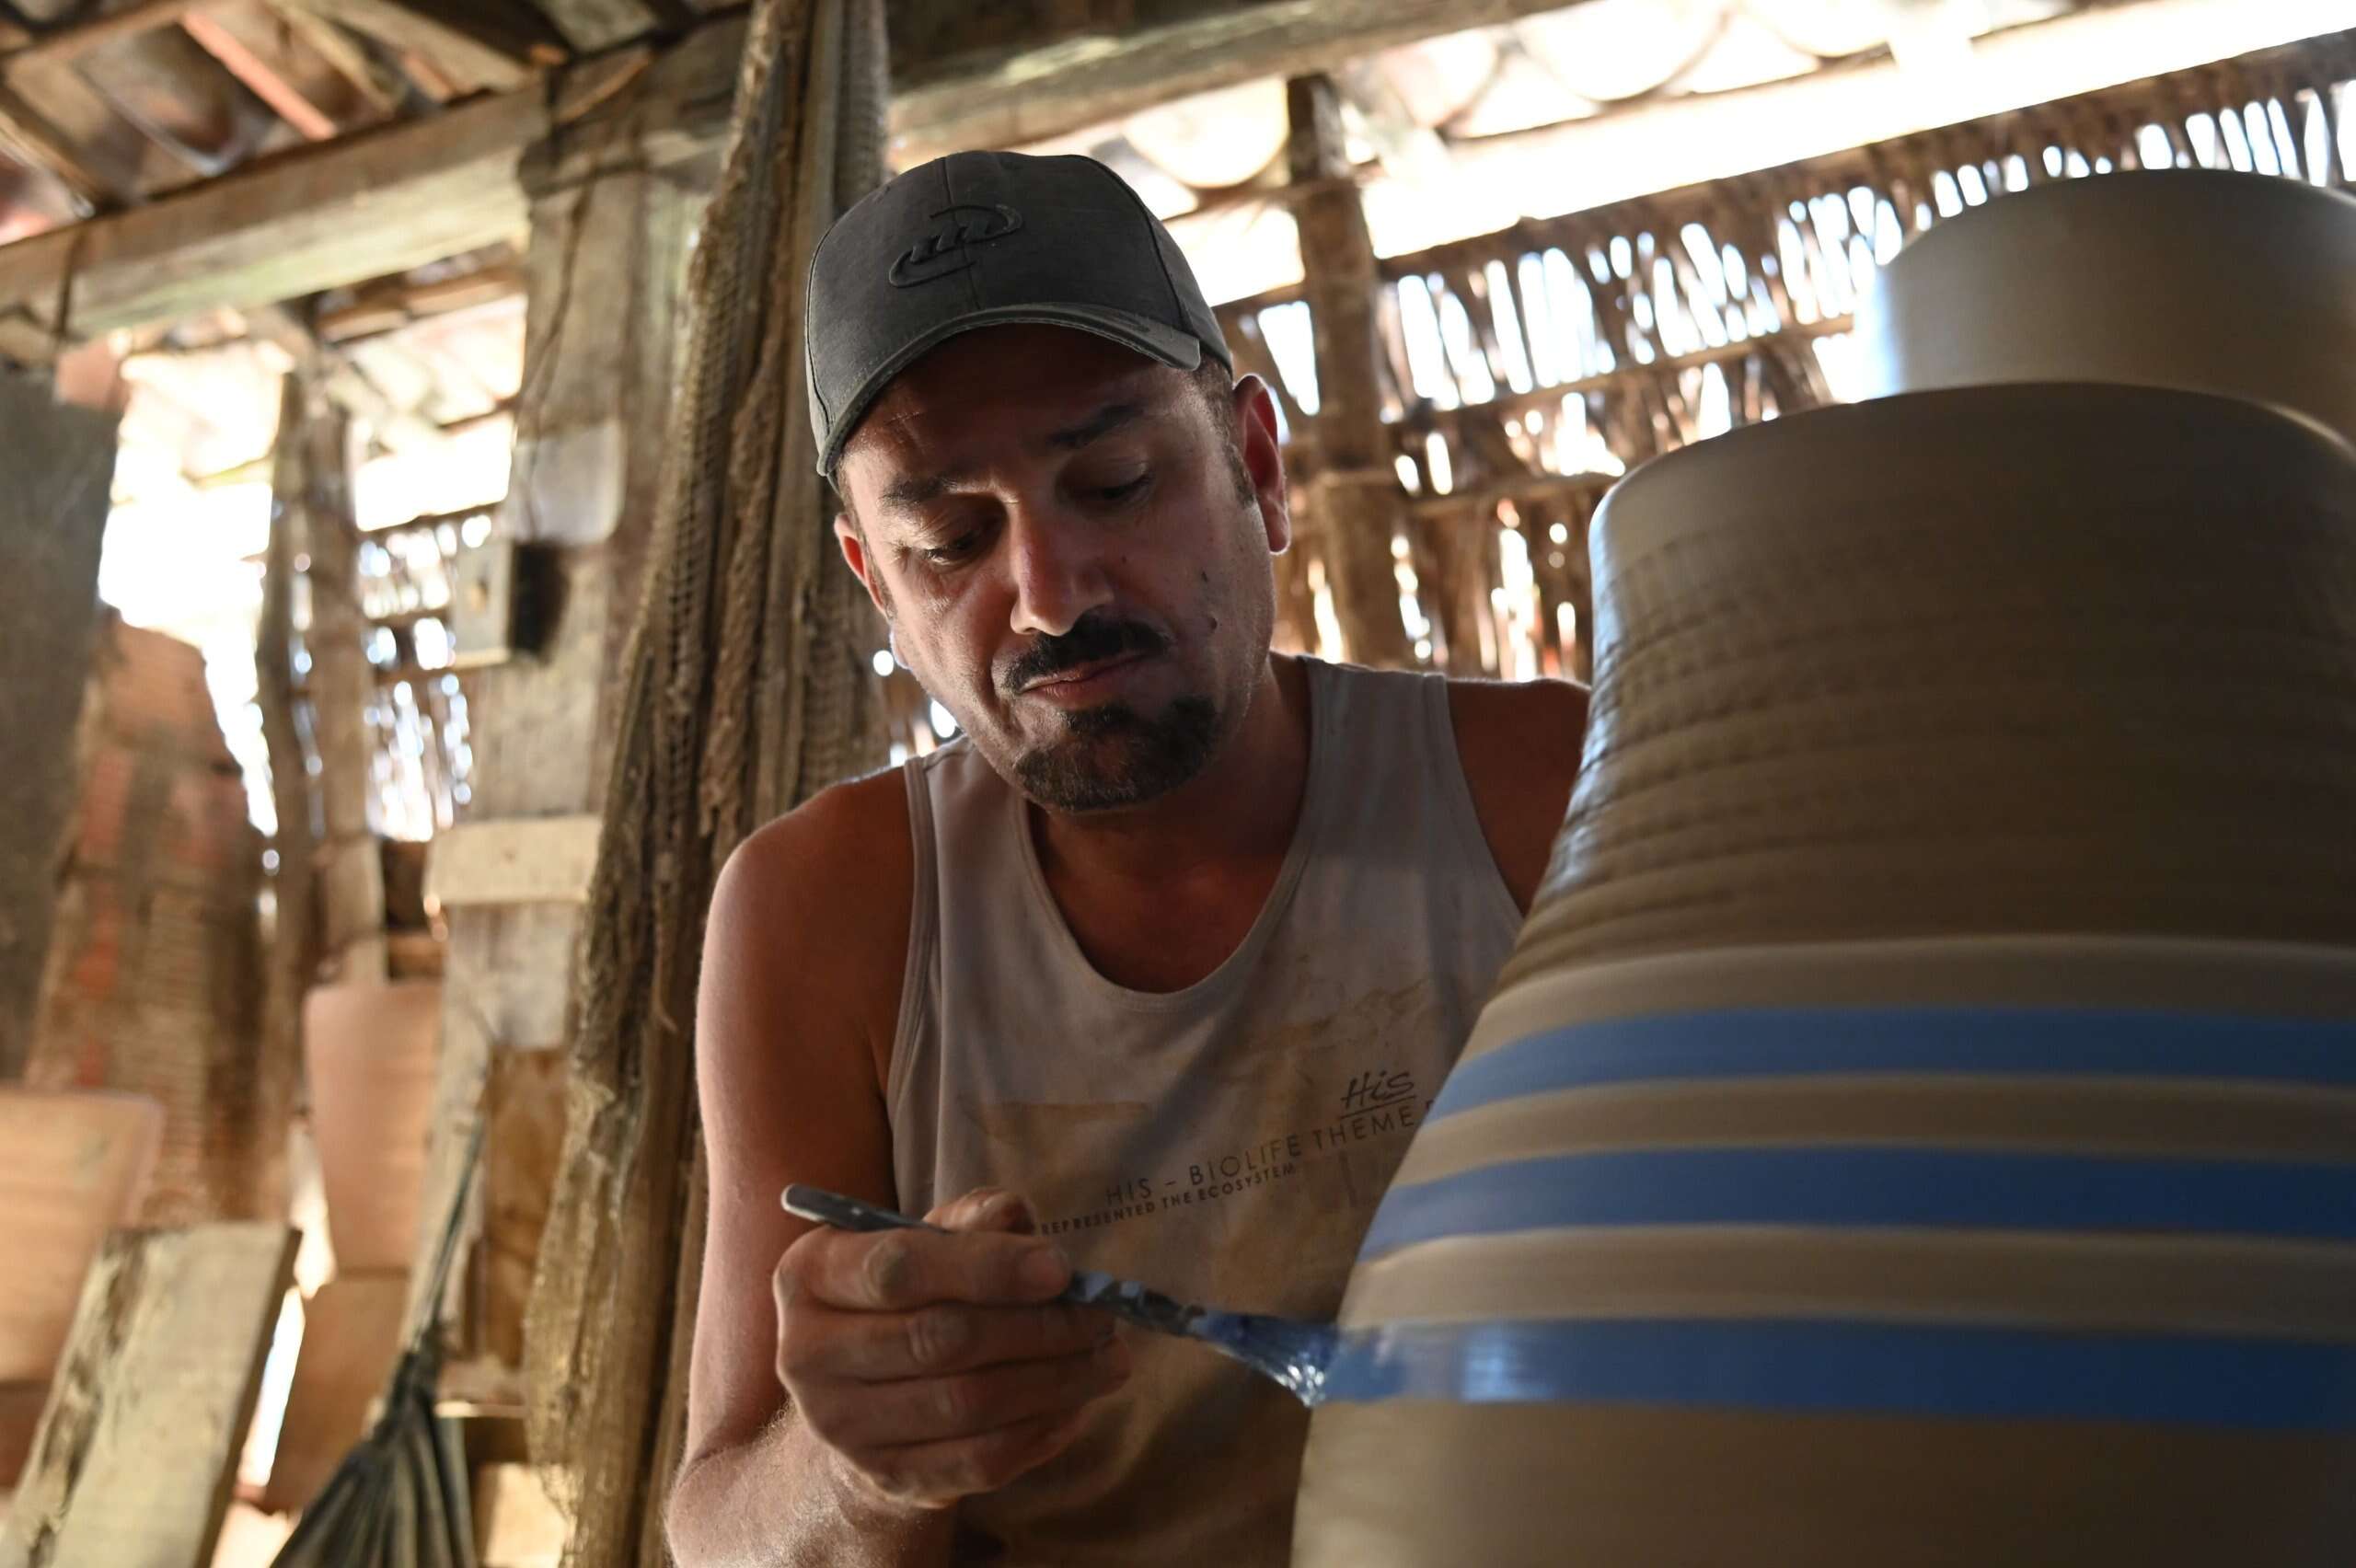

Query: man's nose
left=1005, top=507, right=1114, bottom=639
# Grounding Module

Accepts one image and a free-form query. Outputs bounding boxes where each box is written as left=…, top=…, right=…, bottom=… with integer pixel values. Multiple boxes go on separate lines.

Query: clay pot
left=1292, top=385, right=2356, bottom=1567
left=1857, top=168, right=2356, bottom=445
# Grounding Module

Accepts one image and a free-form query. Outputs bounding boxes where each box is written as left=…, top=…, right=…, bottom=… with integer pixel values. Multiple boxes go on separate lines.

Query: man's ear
left=1232, top=374, right=1292, bottom=556
left=834, top=512, right=892, bottom=617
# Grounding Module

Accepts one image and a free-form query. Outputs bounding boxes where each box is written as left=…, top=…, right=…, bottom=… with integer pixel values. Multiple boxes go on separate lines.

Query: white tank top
left=888, top=656, right=1522, bottom=1567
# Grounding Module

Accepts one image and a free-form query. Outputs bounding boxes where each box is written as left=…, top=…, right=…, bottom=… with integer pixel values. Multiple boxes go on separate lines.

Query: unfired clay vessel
left=1857, top=168, right=2356, bottom=444
left=1290, top=385, right=2356, bottom=1567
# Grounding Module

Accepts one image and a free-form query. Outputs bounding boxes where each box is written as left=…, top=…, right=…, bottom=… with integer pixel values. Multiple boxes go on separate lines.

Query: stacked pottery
left=1292, top=171, right=2356, bottom=1567
left=1854, top=167, right=2356, bottom=437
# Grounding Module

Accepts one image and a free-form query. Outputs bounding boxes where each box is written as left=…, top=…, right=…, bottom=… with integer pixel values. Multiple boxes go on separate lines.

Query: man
left=667, top=151, right=1588, bottom=1567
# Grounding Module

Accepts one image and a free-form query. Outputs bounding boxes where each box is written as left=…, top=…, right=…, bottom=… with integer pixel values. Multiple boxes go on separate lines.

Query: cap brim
left=817, top=304, right=1207, bottom=476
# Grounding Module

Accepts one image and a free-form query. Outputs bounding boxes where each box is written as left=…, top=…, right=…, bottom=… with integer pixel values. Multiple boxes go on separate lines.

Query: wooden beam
left=179, top=7, right=347, bottom=142
left=0, top=0, right=205, bottom=71
left=0, top=80, right=116, bottom=207
left=17, top=0, right=2322, bottom=352
left=0, top=0, right=1581, bottom=338
left=258, top=0, right=407, bottom=118
left=0, top=83, right=541, bottom=340
left=276, top=0, right=560, bottom=93
left=314, top=259, right=523, bottom=340
left=530, top=0, right=664, bottom=54
left=889, top=0, right=1601, bottom=160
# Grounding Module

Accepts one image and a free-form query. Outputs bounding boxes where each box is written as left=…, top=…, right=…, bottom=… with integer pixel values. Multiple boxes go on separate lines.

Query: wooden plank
left=278, top=0, right=560, bottom=93
left=305, top=979, right=442, bottom=1273
left=0, top=0, right=205, bottom=70
left=0, top=81, right=117, bottom=207
left=257, top=0, right=406, bottom=117
left=0, top=83, right=543, bottom=340
left=65, top=19, right=275, bottom=183
left=3, top=0, right=2342, bottom=349
left=179, top=6, right=349, bottom=142
left=401, top=903, right=575, bottom=1350
left=481, top=1045, right=566, bottom=1368
left=528, top=0, right=663, bottom=54
left=0, top=1090, right=161, bottom=1384
left=315, top=262, right=523, bottom=340
left=0, top=0, right=1600, bottom=337
left=889, top=0, right=1600, bottom=160
left=0, top=1223, right=295, bottom=1568
left=257, top=1271, right=408, bottom=1515
left=0, top=375, right=117, bottom=1072
left=425, top=815, right=602, bottom=908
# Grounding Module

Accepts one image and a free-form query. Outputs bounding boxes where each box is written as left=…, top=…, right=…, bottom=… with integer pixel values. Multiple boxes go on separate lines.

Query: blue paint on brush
left=1064, top=1268, right=1339, bottom=1406
left=783, top=1185, right=1339, bottom=1407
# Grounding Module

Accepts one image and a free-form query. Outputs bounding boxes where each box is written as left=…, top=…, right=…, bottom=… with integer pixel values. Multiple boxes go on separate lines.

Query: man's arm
left=668, top=772, right=941, bottom=1567
left=1449, top=676, right=1592, bottom=912
left=666, top=773, right=1127, bottom=1568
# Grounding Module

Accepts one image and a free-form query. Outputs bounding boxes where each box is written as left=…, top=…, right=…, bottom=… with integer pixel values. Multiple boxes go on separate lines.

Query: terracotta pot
left=1856, top=168, right=2356, bottom=445
left=1292, top=386, right=2356, bottom=1567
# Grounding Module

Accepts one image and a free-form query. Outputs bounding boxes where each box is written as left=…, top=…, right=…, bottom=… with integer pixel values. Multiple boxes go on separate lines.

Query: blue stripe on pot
left=1433, top=1008, right=2356, bottom=1123
left=1357, top=1147, right=2356, bottom=1262
left=1321, top=1317, right=2356, bottom=1428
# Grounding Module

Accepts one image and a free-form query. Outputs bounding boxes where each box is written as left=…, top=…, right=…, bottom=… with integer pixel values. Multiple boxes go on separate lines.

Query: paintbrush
left=782, top=1183, right=1336, bottom=1407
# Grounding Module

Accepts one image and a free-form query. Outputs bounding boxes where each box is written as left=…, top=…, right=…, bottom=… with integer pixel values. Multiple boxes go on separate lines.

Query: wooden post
left=404, top=105, right=703, bottom=1377
left=1287, top=74, right=1414, bottom=667
left=256, top=373, right=321, bottom=1229
left=0, top=368, right=119, bottom=1081
left=294, top=383, right=388, bottom=985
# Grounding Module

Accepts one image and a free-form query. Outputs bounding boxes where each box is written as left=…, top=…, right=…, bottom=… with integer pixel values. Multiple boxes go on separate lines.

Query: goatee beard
left=1015, top=695, right=1219, bottom=813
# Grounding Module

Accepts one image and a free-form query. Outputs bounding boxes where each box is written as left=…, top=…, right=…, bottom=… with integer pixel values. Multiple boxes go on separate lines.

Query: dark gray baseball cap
left=805, top=150, right=1232, bottom=476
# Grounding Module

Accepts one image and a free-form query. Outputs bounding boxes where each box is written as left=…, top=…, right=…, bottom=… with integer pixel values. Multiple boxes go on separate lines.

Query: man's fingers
left=858, top=1404, right=1100, bottom=1510
left=786, top=1225, right=1070, bottom=1312
left=819, top=1335, right=1129, bottom=1449
left=927, top=1186, right=1038, bottom=1236
left=799, top=1297, right=1111, bottom=1382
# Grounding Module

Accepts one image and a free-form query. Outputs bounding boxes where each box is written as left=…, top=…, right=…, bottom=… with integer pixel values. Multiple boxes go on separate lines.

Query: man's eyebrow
left=1045, top=399, right=1148, bottom=451
left=877, top=398, right=1154, bottom=513
left=882, top=467, right=967, bottom=513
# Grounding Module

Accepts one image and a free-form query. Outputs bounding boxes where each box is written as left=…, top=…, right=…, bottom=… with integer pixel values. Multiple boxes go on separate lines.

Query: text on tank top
left=888, top=656, right=1523, bottom=1568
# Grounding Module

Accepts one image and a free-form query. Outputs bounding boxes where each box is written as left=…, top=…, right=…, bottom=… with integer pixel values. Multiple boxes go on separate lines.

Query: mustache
left=1002, top=615, right=1170, bottom=694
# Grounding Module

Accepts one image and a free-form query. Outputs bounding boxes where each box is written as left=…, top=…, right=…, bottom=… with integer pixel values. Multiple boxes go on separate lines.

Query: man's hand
left=773, top=1187, right=1132, bottom=1513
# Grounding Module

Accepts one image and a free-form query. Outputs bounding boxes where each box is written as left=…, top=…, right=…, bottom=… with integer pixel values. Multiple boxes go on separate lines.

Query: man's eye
left=1097, top=472, right=1150, bottom=504
left=922, top=531, right=983, bottom=565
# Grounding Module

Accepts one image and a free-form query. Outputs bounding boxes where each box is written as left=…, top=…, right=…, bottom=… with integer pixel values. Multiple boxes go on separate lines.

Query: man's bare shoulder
left=705, top=765, right=915, bottom=1090
left=722, top=765, right=913, bottom=912
left=1441, top=675, right=1590, bottom=912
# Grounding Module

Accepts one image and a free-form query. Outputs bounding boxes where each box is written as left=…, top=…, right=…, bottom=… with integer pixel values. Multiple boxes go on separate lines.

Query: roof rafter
left=271, top=0, right=560, bottom=94
left=0, top=0, right=206, bottom=72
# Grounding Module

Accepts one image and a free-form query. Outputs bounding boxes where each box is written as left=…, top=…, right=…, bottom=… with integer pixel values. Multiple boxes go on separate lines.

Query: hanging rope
left=521, top=1, right=889, bottom=1562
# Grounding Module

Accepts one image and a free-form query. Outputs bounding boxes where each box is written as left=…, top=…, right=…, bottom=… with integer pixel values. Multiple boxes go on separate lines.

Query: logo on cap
left=889, top=203, right=1024, bottom=287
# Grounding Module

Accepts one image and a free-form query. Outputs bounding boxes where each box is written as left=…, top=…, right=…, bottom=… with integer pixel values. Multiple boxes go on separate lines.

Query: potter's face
left=834, top=326, right=1291, bottom=813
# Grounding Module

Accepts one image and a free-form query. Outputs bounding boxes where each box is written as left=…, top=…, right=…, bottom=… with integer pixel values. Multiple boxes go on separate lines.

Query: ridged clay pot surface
left=1291, top=385, right=2356, bottom=1568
